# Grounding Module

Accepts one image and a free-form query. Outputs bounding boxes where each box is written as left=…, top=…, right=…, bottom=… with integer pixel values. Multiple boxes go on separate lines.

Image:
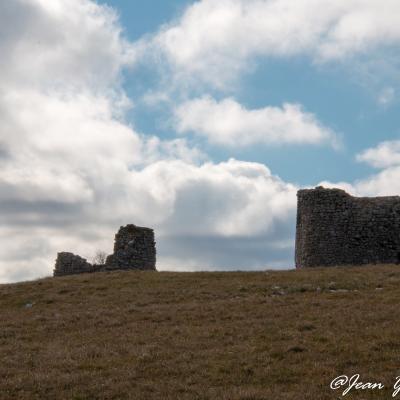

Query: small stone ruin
left=106, top=224, right=156, bottom=270
left=53, top=224, right=156, bottom=277
left=53, top=252, right=95, bottom=277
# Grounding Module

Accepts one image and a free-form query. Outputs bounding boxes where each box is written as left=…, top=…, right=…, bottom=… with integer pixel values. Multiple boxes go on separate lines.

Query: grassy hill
left=1, top=265, right=400, bottom=399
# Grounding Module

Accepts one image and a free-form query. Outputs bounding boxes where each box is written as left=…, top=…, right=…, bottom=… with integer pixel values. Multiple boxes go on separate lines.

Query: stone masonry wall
left=105, top=225, right=156, bottom=271
left=295, top=186, right=400, bottom=268
left=53, top=224, right=156, bottom=276
left=53, top=252, right=95, bottom=277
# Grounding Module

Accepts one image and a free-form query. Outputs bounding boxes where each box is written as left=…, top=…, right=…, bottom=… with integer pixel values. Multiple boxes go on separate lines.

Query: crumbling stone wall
left=105, top=225, right=156, bottom=271
left=295, top=186, right=400, bottom=268
left=53, top=224, right=156, bottom=276
left=53, top=252, right=95, bottom=276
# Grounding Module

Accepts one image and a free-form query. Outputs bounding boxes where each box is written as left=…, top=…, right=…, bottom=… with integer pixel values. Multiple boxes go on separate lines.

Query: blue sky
left=1, top=0, right=400, bottom=282
left=103, top=0, right=400, bottom=185
left=106, top=0, right=192, bottom=40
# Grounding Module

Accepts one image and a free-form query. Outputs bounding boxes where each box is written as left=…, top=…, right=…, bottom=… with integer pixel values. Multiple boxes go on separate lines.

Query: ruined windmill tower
left=105, top=224, right=156, bottom=271
left=295, top=186, right=400, bottom=268
left=53, top=224, right=156, bottom=276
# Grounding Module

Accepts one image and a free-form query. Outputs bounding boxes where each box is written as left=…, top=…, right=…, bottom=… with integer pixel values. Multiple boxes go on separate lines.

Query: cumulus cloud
left=320, top=141, right=400, bottom=198
left=356, top=140, right=400, bottom=169
left=0, top=1, right=136, bottom=95
left=143, top=159, right=297, bottom=237
left=141, top=159, right=297, bottom=271
left=346, top=141, right=400, bottom=197
left=135, top=0, right=400, bottom=88
left=354, top=166, right=400, bottom=197
left=0, top=0, right=299, bottom=282
left=7, top=0, right=400, bottom=284
left=174, top=96, right=337, bottom=147
left=320, top=166, right=400, bottom=198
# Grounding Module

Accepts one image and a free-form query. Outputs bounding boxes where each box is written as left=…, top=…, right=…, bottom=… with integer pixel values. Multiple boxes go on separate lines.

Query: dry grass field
left=1, top=265, right=400, bottom=399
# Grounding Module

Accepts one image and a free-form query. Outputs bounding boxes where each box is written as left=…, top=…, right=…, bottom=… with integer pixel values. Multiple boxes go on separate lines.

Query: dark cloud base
left=158, top=229, right=295, bottom=271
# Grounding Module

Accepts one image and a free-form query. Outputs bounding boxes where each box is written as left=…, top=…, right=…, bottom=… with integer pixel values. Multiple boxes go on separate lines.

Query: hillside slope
left=1, top=265, right=400, bottom=399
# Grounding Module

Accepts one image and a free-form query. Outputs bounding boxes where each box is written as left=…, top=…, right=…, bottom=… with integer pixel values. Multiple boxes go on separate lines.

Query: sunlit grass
left=1, top=265, right=400, bottom=399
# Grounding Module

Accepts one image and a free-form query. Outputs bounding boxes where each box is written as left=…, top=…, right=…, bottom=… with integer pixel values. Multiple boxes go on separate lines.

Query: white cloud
left=0, top=0, right=135, bottom=92
left=314, top=180, right=360, bottom=196
left=356, top=140, right=400, bottom=169
left=354, top=166, right=400, bottom=196
left=321, top=166, right=400, bottom=198
left=174, top=96, right=337, bottom=147
left=139, top=159, right=297, bottom=237
left=135, top=0, right=400, bottom=89
left=320, top=141, right=400, bottom=198
left=0, top=0, right=298, bottom=282
left=7, top=1, right=400, bottom=283
left=0, top=153, right=298, bottom=282
left=345, top=141, right=400, bottom=197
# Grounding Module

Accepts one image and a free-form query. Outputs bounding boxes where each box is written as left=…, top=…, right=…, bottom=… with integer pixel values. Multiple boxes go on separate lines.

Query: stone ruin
left=53, top=224, right=156, bottom=277
left=295, top=186, right=400, bottom=268
left=54, top=252, right=94, bottom=276
left=105, top=225, right=156, bottom=271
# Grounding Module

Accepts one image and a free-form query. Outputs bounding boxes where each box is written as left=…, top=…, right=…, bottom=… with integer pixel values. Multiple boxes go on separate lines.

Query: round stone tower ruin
left=105, top=224, right=156, bottom=271
left=295, top=186, right=400, bottom=268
